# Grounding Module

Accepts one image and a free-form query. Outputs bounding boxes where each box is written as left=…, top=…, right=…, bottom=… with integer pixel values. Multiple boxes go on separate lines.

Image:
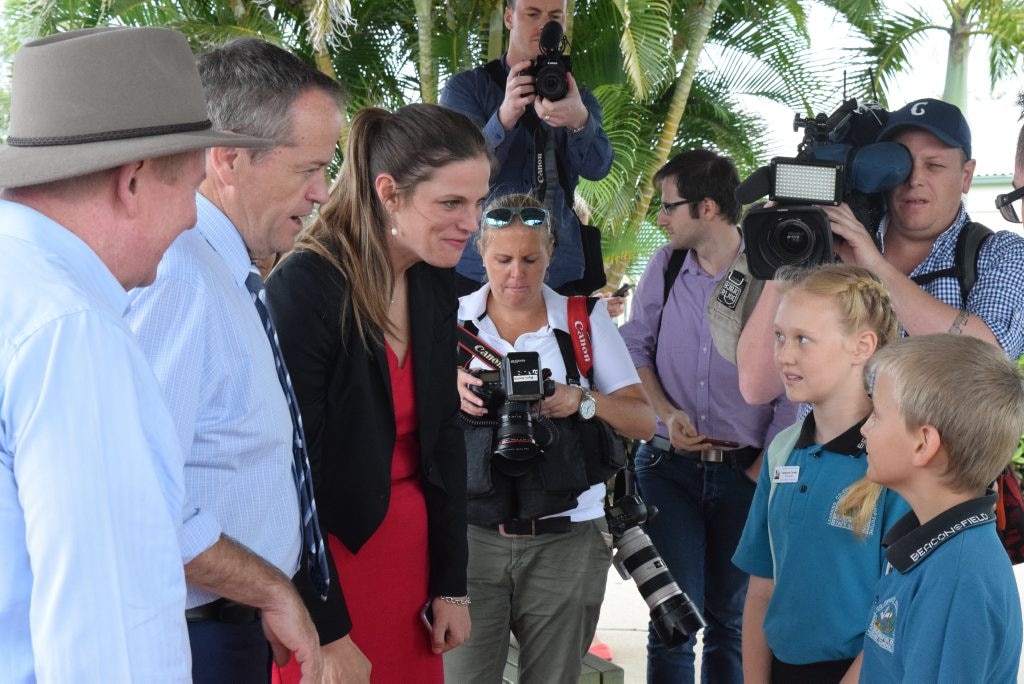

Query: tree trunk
left=488, top=0, right=505, bottom=61
left=414, top=0, right=436, bottom=103
left=625, top=0, right=722, bottom=231
left=941, top=19, right=970, bottom=111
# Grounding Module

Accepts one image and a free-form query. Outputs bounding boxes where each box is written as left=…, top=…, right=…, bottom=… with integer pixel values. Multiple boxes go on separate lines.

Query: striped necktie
left=245, top=267, right=330, bottom=600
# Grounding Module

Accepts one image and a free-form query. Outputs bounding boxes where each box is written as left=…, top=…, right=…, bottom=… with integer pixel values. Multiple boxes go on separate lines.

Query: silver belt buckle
left=702, top=448, right=724, bottom=463
left=498, top=522, right=536, bottom=538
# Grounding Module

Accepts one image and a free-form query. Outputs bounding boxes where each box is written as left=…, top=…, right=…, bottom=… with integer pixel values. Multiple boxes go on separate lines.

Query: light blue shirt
left=0, top=200, right=190, bottom=682
left=127, top=194, right=301, bottom=608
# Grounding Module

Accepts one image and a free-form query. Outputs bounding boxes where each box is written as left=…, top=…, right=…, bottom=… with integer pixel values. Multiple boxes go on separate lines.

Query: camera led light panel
left=770, top=158, right=843, bottom=205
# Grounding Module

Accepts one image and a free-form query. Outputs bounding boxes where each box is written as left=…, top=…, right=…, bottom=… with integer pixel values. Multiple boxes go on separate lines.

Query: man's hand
left=430, top=598, right=471, bottom=655
left=260, top=587, right=323, bottom=681
left=821, top=203, right=884, bottom=271
left=498, top=59, right=536, bottom=131
left=321, top=635, right=371, bottom=683
left=665, top=409, right=710, bottom=452
left=534, top=72, right=589, bottom=132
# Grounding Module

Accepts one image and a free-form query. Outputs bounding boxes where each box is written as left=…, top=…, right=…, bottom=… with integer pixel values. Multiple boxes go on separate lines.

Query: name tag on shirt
left=772, top=465, right=800, bottom=484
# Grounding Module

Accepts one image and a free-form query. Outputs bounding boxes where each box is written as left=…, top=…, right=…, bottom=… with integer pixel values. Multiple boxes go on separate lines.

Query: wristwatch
left=577, top=388, right=597, bottom=420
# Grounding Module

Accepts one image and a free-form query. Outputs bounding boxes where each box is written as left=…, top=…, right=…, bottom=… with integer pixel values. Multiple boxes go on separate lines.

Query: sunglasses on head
left=995, top=185, right=1024, bottom=223
left=483, top=207, right=549, bottom=227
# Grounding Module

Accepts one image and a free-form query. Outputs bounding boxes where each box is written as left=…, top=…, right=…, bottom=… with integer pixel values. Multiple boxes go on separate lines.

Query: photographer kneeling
left=445, top=194, right=655, bottom=683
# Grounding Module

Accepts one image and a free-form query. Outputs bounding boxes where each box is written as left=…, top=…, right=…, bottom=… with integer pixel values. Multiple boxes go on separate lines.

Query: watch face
left=579, top=393, right=597, bottom=420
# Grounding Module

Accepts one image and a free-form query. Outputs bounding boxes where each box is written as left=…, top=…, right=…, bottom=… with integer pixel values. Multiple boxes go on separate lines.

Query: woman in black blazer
left=266, top=103, right=494, bottom=682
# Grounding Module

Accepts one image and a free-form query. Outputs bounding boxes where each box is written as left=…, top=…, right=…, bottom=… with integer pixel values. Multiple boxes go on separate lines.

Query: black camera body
left=739, top=98, right=913, bottom=279
left=526, top=20, right=572, bottom=101
left=467, top=352, right=556, bottom=476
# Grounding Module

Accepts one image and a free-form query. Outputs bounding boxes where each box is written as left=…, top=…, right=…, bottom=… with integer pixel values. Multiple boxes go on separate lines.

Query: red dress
left=276, top=343, right=443, bottom=683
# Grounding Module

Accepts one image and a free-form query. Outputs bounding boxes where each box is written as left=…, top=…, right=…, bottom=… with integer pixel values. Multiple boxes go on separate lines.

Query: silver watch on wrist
left=577, top=388, right=597, bottom=420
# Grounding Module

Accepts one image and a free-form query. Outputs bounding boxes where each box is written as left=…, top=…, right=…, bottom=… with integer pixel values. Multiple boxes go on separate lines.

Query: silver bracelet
left=949, top=309, right=969, bottom=335
left=439, top=595, right=472, bottom=606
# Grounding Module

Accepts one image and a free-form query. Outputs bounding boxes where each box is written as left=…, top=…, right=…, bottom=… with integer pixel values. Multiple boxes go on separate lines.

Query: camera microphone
left=539, top=21, right=563, bottom=55
left=735, top=166, right=771, bottom=205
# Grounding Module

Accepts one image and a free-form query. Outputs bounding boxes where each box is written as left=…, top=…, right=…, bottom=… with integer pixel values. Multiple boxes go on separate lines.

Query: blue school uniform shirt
left=861, top=493, right=1022, bottom=682
left=733, top=413, right=909, bottom=664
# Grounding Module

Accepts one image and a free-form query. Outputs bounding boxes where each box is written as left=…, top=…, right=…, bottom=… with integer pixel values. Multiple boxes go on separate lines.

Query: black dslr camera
left=738, top=97, right=913, bottom=278
left=526, top=20, right=572, bottom=101
left=606, top=469, right=706, bottom=647
left=465, top=352, right=557, bottom=475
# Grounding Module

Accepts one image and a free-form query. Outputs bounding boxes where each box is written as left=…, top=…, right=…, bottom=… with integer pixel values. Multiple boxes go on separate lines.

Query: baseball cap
left=877, top=98, right=971, bottom=160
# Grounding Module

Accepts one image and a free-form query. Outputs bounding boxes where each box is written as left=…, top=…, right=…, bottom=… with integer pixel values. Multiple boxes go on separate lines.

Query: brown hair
left=293, top=103, right=493, bottom=347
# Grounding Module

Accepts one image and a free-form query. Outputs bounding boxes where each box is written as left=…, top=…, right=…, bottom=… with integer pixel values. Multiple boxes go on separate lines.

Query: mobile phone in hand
left=611, top=283, right=634, bottom=297
left=421, top=600, right=434, bottom=633
left=703, top=437, right=741, bottom=448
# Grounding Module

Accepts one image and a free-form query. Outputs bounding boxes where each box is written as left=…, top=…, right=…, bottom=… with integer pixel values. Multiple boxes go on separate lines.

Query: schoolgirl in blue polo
left=733, top=264, right=909, bottom=683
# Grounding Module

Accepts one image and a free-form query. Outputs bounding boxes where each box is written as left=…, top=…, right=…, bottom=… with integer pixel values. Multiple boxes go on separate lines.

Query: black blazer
left=266, top=249, right=468, bottom=643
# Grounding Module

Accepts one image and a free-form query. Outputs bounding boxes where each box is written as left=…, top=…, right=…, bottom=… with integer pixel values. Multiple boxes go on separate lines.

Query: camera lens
left=767, top=218, right=817, bottom=262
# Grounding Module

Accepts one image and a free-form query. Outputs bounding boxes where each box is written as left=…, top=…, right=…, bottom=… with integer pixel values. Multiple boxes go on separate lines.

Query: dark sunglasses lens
left=484, top=208, right=514, bottom=226
left=999, top=201, right=1021, bottom=223
left=519, top=208, right=548, bottom=226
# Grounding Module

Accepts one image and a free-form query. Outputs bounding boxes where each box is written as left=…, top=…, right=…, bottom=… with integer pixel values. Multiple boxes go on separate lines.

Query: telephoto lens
left=606, top=494, right=707, bottom=646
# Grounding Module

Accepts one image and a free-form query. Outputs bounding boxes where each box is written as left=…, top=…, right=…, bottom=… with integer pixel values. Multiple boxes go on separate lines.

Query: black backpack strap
left=910, top=222, right=993, bottom=304
left=663, top=249, right=688, bottom=306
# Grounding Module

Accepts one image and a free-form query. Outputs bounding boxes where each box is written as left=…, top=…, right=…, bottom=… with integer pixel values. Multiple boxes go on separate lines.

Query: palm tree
left=853, top=0, right=1024, bottom=112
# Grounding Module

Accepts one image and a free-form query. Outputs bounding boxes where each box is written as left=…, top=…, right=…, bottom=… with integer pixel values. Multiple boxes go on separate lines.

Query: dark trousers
left=187, top=617, right=272, bottom=684
left=634, top=443, right=756, bottom=684
left=771, top=653, right=855, bottom=683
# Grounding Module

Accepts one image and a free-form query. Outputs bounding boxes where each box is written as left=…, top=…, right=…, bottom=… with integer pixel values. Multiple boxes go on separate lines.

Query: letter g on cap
left=910, top=101, right=927, bottom=116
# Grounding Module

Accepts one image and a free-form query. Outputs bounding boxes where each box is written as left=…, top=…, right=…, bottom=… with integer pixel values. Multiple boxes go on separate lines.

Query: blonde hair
left=778, top=264, right=899, bottom=536
left=475, top=193, right=555, bottom=256
left=291, top=104, right=493, bottom=347
left=868, top=334, right=1024, bottom=493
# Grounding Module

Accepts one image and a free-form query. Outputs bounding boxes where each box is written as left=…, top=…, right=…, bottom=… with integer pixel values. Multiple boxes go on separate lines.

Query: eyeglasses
left=659, top=198, right=693, bottom=215
left=995, top=185, right=1024, bottom=223
left=483, top=207, right=549, bottom=227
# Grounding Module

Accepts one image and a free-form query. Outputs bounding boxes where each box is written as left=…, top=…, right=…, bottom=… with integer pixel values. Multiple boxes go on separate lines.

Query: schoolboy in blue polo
left=860, top=334, right=1024, bottom=683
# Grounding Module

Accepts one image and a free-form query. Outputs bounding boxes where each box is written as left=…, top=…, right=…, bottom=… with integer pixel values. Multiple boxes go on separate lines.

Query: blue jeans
left=634, top=443, right=756, bottom=684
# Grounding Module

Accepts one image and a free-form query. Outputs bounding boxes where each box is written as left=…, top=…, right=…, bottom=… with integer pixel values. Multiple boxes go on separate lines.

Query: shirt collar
left=0, top=199, right=129, bottom=315
left=194, top=193, right=253, bottom=288
left=882, top=492, right=998, bottom=574
left=458, top=282, right=565, bottom=331
left=794, top=411, right=868, bottom=456
left=875, top=202, right=970, bottom=255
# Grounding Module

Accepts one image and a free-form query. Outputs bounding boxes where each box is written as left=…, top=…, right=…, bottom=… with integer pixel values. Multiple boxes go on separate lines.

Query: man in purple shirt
left=619, top=149, right=795, bottom=683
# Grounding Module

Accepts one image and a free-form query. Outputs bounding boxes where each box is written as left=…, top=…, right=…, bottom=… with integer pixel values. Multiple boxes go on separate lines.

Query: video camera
left=463, top=351, right=557, bottom=476
left=738, top=98, right=913, bottom=279
left=526, top=21, right=572, bottom=101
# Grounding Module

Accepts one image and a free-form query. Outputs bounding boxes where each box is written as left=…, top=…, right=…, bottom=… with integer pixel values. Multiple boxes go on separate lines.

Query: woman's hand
left=540, top=382, right=584, bottom=419
left=457, top=367, right=488, bottom=417
left=430, top=597, right=471, bottom=654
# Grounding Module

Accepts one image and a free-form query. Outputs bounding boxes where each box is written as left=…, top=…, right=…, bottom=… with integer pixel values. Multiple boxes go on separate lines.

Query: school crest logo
left=867, top=597, right=898, bottom=653
left=827, top=485, right=878, bottom=534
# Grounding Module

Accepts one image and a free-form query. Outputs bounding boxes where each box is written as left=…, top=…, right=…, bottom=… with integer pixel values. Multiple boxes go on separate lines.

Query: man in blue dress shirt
left=0, top=27, right=267, bottom=682
left=125, top=39, right=355, bottom=683
left=440, top=0, right=613, bottom=295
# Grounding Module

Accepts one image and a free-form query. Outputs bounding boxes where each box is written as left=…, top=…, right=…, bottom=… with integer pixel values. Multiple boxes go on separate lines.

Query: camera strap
left=457, top=321, right=502, bottom=370
left=908, top=221, right=992, bottom=305
left=483, top=59, right=572, bottom=210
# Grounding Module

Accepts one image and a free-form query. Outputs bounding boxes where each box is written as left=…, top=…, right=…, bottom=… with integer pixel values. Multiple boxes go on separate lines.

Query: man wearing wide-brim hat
left=0, top=26, right=287, bottom=683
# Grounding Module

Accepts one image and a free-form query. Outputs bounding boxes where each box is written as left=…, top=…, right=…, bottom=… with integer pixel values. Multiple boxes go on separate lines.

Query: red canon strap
left=566, top=296, right=594, bottom=381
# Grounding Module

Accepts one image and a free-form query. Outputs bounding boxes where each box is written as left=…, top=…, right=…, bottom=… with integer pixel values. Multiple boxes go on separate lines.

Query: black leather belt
left=647, top=435, right=760, bottom=468
left=185, top=598, right=260, bottom=624
left=493, top=516, right=573, bottom=538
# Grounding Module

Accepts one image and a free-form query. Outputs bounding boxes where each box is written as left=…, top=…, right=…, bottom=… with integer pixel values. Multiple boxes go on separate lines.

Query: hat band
left=7, top=119, right=213, bottom=147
